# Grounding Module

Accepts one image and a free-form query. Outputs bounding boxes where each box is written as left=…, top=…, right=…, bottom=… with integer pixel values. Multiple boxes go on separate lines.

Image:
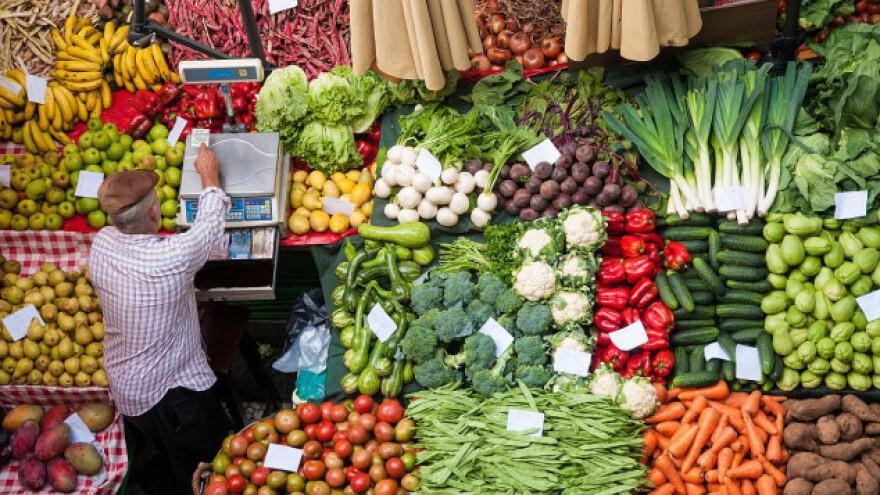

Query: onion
left=541, top=37, right=562, bottom=58
left=522, top=48, right=545, bottom=70
left=373, top=178, right=392, bottom=199
left=522, top=22, right=535, bottom=35
left=482, top=35, right=496, bottom=50
left=384, top=203, right=400, bottom=220
left=509, top=32, right=531, bottom=55
left=471, top=55, right=492, bottom=71
left=556, top=53, right=568, bottom=65
left=505, top=18, right=518, bottom=32
left=397, top=208, right=420, bottom=224
left=487, top=47, right=512, bottom=65
left=496, top=30, right=514, bottom=48
left=488, top=14, right=506, bottom=34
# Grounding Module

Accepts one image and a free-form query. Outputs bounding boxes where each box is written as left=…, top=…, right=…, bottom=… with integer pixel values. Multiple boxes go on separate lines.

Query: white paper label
left=608, top=320, right=648, bottom=351
left=25, top=74, right=47, bottom=104
left=714, top=187, right=746, bottom=212
left=75, top=171, right=104, bottom=198
left=167, top=117, right=188, bottom=146
left=735, top=345, right=762, bottom=381
left=704, top=342, right=731, bottom=361
left=323, top=197, right=355, bottom=216
left=0, top=76, right=20, bottom=94
left=416, top=149, right=443, bottom=182
left=64, top=413, right=96, bottom=443
left=521, top=138, right=561, bottom=170
left=367, top=304, right=397, bottom=342
left=858, top=291, right=880, bottom=322
left=0, top=165, right=10, bottom=187
left=479, top=318, right=513, bottom=357
left=835, top=190, right=868, bottom=220
left=506, top=409, right=544, bottom=437
left=268, top=0, right=298, bottom=14
left=553, top=348, right=592, bottom=377
left=263, top=444, right=303, bottom=471
left=190, top=128, right=210, bottom=148
left=2, top=304, right=43, bottom=341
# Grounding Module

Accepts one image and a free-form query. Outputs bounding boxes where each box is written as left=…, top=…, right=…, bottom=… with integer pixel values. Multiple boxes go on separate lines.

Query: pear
left=13, top=358, right=33, bottom=379
left=42, top=371, right=56, bottom=386
left=26, top=321, right=44, bottom=341
left=0, top=340, right=7, bottom=358
left=8, top=341, right=22, bottom=359
left=34, top=355, right=50, bottom=372
left=39, top=286, right=55, bottom=304
left=58, top=373, right=73, bottom=388
left=87, top=311, right=101, bottom=324
left=73, top=283, right=92, bottom=297
left=48, top=360, right=64, bottom=377
left=48, top=271, right=66, bottom=287
left=74, top=371, right=91, bottom=387
left=74, top=325, right=93, bottom=346
left=2, top=287, right=23, bottom=305
left=32, top=272, right=48, bottom=286
left=79, top=355, right=98, bottom=374
left=2, top=272, right=18, bottom=287
left=2, top=260, right=20, bottom=274
left=27, top=369, right=41, bottom=385
left=72, top=312, right=87, bottom=327
left=57, top=338, right=73, bottom=360
left=0, top=371, right=11, bottom=385
left=63, top=357, right=79, bottom=375
left=85, top=342, right=103, bottom=358
left=22, top=291, right=44, bottom=307
left=43, top=329, right=60, bottom=346
left=14, top=277, right=33, bottom=291
left=1, top=357, right=15, bottom=374
left=0, top=300, right=10, bottom=312
left=90, top=322, right=104, bottom=340
left=54, top=282, right=73, bottom=297
left=22, top=339, right=40, bottom=360
left=91, top=369, right=108, bottom=387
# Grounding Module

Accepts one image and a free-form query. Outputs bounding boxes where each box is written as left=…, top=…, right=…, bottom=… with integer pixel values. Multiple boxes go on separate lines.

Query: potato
left=350, top=183, right=371, bottom=206
left=309, top=210, right=329, bottom=233
left=302, top=192, right=322, bottom=211
left=292, top=170, right=308, bottom=183
left=818, top=416, right=841, bottom=445
left=856, top=465, right=879, bottom=495
left=328, top=213, right=349, bottom=234
left=288, top=215, right=309, bottom=235
left=838, top=413, right=864, bottom=442
left=813, top=479, right=852, bottom=495
left=786, top=396, right=841, bottom=422
left=783, top=478, right=814, bottom=495
left=784, top=422, right=818, bottom=451
left=349, top=211, right=366, bottom=228
left=819, top=438, right=877, bottom=462
left=322, top=181, right=340, bottom=198
left=842, top=395, right=880, bottom=423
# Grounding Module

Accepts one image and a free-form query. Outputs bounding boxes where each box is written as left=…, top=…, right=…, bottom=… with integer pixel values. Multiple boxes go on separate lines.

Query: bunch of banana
left=0, top=70, right=26, bottom=141
left=112, top=41, right=180, bottom=92
left=0, top=69, right=73, bottom=149
left=50, top=16, right=118, bottom=118
left=20, top=119, right=59, bottom=154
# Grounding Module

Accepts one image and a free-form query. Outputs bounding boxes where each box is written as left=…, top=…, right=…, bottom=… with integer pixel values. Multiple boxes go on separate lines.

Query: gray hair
left=110, top=191, right=157, bottom=233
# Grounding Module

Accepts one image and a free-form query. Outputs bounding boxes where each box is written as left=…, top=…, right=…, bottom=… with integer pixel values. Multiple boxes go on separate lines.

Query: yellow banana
left=53, top=70, right=103, bottom=83
left=49, top=127, right=71, bottom=145
left=63, top=16, right=76, bottom=43
left=87, top=32, right=103, bottom=47
left=76, top=97, right=88, bottom=121
left=52, top=86, right=73, bottom=123
left=55, top=51, right=77, bottom=62
left=90, top=105, right=102, bottom=119
left=113, top=66, right=124, bottom=88
left=5, top=109, right=15, bottom=123
left=99, top=39, right=111, bottom=65
left=70, top=34, right=94, bottom=52
left=74, top=17, right=92, bottom=36
left=62, top=79, right=103, bottom=92
left=78, top=25, right=98, bottom=40
left=115, top=53, right=129, bottom=82
left=110, top=25, right=129, bottom=53
left=55, top=60, right=102, bottom=72
left=123, top=80, right=136, bottom=93
left=24, top=102, right=35, bottom=120
left=66, top=46, right=103, bottom=65
left=32, top=121, right=52, bottom=152
left=5, top=69, right=26, bottom=91
left=85, top=90, right=97, bottom=111
left=37, top=103, right=49, bottom=131
left=125, top=46, right=137, bottom=81
left=44, top=88, right=55, bottom=120
left=100, top=80, right=112, bottom=108
left=22, top=120, right=37, bottom=153
left=103, top=21, right=116, bottom=46
left=51, top=29, right=68, bottom=51
left=135, top=49, right=158, bottom=85
left=54, top=86, right=77, bottom=116
left=151, top=44, right=175, bottom=82
left=0, top=95, right=12, bottom=110
left=0, top=87, right=23, bottom=107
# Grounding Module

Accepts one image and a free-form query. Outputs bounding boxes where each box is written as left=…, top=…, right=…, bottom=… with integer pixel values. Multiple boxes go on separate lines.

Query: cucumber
left=726, top=280, right=773, bottom=292
left=685, top=278, right=708, bottom=292
left=718, top=333, right=737, bottom=363
left=719, top=221, right=764, bottom=235
left=674, top=306, right=716, bottom=320
left=720, top=235, right=769, bottom=253
left=668, top=272, right=695, bottom=312
left=717, top=250, right=765, bottom=266
left=693, top=258, right=726, bottom=296
left=722, top=361, right=736, bottom=381
left=731, top=328, right=763, bottom=344
left=706, top=359, right=721, bottom=374
left=664, top=226, right=714, bottom=241
left=770, top=355, right=784, bottom=382
left=716, top=304, right=765, bottom=320
left=689, top=346, right=706, bottom=372
left=664, top=212, right=713, bottom=227
left=672, top=371, right=720, bottom=388
left=671, top=327, right=719, bottom=346
left=675, top=319, right=718, bottom=330
left=680, top=240, right=709, bottom=254
left=719, top=264, right=769, bottom=282
left=656, top=272, right=679, bottom=310
left=757, top=333, right=774, bottom=375
left=674, top=347, right=690, bottom=376
left=708, top=230, right=721, bottom=270
left=691, top=291, right=715, bottom=305
left=719, top=319, right=764, bottom=332
left=721, top=290, right=765, bottom=306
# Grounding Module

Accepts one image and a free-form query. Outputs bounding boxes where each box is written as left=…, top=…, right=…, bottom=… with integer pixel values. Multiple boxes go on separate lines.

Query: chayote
left=825, top=371, right=847, bottom=390
left=831, top=322, right=856, bottom=343
left=852, top=331, right=872, bottom=353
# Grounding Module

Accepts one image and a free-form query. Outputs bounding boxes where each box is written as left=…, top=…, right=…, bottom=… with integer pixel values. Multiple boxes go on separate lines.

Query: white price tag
left=0, top=76, right=20, bottom=94
left=25, top=74, right=47, bottom=104
left=64, top=413, right=96, bottom=443
left=506, top=409, right=544, bottom=437
left=75, top=171, right=104, bottom=198
left=0, top=165, right=10, bottom=187
left=858, top=290, right=880, bottom=322
left=608, top=320, right=648, bottom=351
left=268, top=0, right=298, bottom=14
left=735, top=345, right=762, bottom=381
left=553, top=348, right=592, bottom=377
left=521, top=138, right=561, bottom=170
left=167, top=117, right=188, bottom=146
left=416, top=148, right=443, bottom=182
left=264, top=444, right=303, bottom=472
left=367, top=304, right=397, bottom=342
left=704, top=342, right=731, bottom=361
left=714, top=187, right=746, bottom=212
left=189, top=128, right=210, bottom=148
left=2, top=305, right=43, bottom=341
left=322, top=197, right=355, bottom=216
left=479, top=318, right=513, bottom=357
left=835, top=190, right=868, bottom=219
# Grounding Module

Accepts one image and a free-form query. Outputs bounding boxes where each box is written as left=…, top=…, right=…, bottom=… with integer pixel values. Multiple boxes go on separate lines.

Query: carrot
left=758, top=457, right=786, bottom=487
left=669, top=424, right=699, bottom=458
left=742, top=413, right=765, bottom=458
left=765, top=433, right=782, bottom=464
left=648, top=484, right=677, bottom=495
left=705, top=469, right=719, bottom=483
left=760, top=396, right=784, bottom=417
left=644, top=429, right=660, bottom=459
left=667, top=387, right=686, bottom=400
left=741, top=479, right=756, bottom=495
left=726, top=460, right=763, bottom=479
left=682, top=467, right=703, bottom=484
left=724, top=392, right=748, bottom=408
left=752, top=410, right=777, bottom=436
left=647, top=466, right=667, bottom=487
left=707, top=483, right=721, bottom=494
left=708, top=402, right=745, bottom=432
left=686, top=483, right=707, bottom=495
left=723, top=478, right=742, bottom=495
left=678, top=381, right=730, bottom=401
left=682, top=407, right=722, bottom=472
left=656, top=454, right=687, bottom=495
left=741, top=391, right=761, bottom=416
left=648, top=402, right=688, bottom=424
left=682, top=395, right=709, bottom=424
left=656, top=433, right=671, bottom=451
left=754, top=475, right=776, bottom=495
left=710, top=427, right=738, bottom=453
left=730, top=437, right=745, bottom=454
left=698, top=449, right=718, bottom=470
left=654, top=382, right=668, bottom=403
left=732, top=450, right=746, bottom=469
left=711, top=414, right=729, bottom=445
left=718, top=448, right=734, bottom=482
left=656, top=421, right=682, bottom=437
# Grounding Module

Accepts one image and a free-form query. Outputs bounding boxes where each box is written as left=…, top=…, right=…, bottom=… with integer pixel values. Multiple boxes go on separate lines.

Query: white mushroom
left=400, top=147, right=418, bottom=167
left=436, top=207, right=459, bottom=227
left=396, top=186, right=422, bottom=209
left=454, top=172, right=475, bottom=194
left=474, top=169, right=490, bottom=189
left=397, top=208, right=420, bottom=224
left=395, top=164, right=416, bottom=187
left=417, top=199, right=438, bottom=220
left=387, top=145, right=405, bottom=164
left=470, top=208, right=491, bottom=228
left=477, top=192, right=497, bottom=212
left=380, top=163, right=398, bottom=186
left=411, top=172, right=433, bottom=193
left=440, top=168, right=459, bottom=186
left=425, top=186, right=453, bottom=205
left=384, top=202, right=400, bottom=220
left=449, top=192, right=470, bottom=215
left=373, top=178, right=392, bottom=199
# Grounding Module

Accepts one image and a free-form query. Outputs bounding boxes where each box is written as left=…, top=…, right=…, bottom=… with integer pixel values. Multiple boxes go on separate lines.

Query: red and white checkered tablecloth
left=0, top=230, right=95, bottom=276
left=0, top=386, right=127, bottom=495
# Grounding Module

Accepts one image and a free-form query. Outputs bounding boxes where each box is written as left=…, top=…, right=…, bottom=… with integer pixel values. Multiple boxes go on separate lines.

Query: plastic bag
left=273, top=289, right=331, bottom=374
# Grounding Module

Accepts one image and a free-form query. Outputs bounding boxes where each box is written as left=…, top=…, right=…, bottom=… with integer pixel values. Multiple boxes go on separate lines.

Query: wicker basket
left=193, top=420, right=260, bottom=495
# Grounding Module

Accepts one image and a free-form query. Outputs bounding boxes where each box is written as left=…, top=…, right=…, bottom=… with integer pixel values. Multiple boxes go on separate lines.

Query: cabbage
left=308, top=72, right=359, bottom=125
left=293, top=122, right=363, bottom=174
left=254, top=65, right=308, bottom=135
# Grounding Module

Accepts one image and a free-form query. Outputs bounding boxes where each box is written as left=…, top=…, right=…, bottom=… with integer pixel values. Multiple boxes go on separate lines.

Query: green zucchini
left=706, top=359, right=721, bottom=374
left=718, top=333, right=737, bottom=363
left=692, top=258, right=726, bottom=296
left=719, top=264, right=769, bottom=282
left=680, top=240, right=709, bottom=254
left=708, top=230, right=721, bottom=270
left=675, top=319, right=718, bottom=330
left=672, top=371, right=720, bottom=388
left=769, top=355, right=784, bottom=382
left=717, top=250, right=765, bottom=266
left=674, top=347, right=690, bottom=376
left=757, top=333, right=773, bottom=375
left=721, top=290, right=765, bottom=306
left=689, top=346, right=706, bottom=372
left=690, top=291, right=715, bottom=305
left=716, top=304, right=765, bottom=320
left=664, top=212, right=713, bottom=227
left=664, top=226, right=714, bottom=241
left=656, top=272, right=678, bottom=310
left=731, top=328, right=763, bottom=344
left=719, top=319, right=764, bottom=332
left=668, top=272, right=695, bottom=312
left=720, top=235, right=769, bottom=253
left=358, top=222, right=430, bottom=248
left=671, top=327, right=719, bottom=346
left=726, top=280, right=773, bottom=292
left=674, top=306, right=716, bottom=320
left=722, top=360, right=736, bottom=381
left=719, top=221, right=764, bottom=235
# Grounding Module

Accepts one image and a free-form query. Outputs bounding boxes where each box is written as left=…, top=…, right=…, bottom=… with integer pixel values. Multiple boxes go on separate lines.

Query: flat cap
left=97, top=170, right=159, bottom=215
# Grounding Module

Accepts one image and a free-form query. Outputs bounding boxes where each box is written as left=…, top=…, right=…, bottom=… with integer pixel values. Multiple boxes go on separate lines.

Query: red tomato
left=243, top=427, right=255, bottom=443
left=315, top=420, right=336, bottom=442
left=746, top=51, right=761, bottom=62
left=373, top=422, right=394, bottom=443
left=375, top=400, right=405, bottom=424
left=349, top=472, right=371, bottom=493
left=365, top=439, right=379, bottom=454
left=250, top=466, right=269, bottom=487
left=346, top=426, right=368, bottom=445
left=359, top=413, right=376, bottom=431
left=374, top=478, right=398, bottom=495
left=304, top=424, right=317, bottom=440
left=303, top=440, right=323, bottom=460
left=347, top=410, right=361, bottom=425
left=325, top=467, right=346, bottom=488
left=351, top=450, right=372, bottom=470
left=225, top=465, right=241, bottom=478
left=385, top=458, right=405, bottom=479
left=329, top=405, right=348, bottom=423
left=302, top=460, right=326, bottom=481
left=334, top=439, right=353, bottom=458
left=323, top=451, right=344, bottom=470
left=332, top=430, right=348, bottom=444
left=226, top=474, right=246, bottom=493
left=320, top=401, right=334, bottom=420
left=205, top=481, right=228, bottom=495
left=353, top=395, right=374, bottom=414
left=299, top=403, right=321, bottom=424
left=369, top=463, right=387, bottom=482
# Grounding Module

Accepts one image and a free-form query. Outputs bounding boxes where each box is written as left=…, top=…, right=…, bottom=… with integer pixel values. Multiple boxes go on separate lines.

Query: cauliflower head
left=513, top=261, right=556, bottom=301
left=588, top=364, right=622, bottom=400
left=558, top=253, right=597, bottom=288
left=560, top=206, right=606, bottom=251
left=516, top=227, right=559, bottom=260
left=619, top=376, right=659, bottom=419
left=550, top=291, right=592, bottom=326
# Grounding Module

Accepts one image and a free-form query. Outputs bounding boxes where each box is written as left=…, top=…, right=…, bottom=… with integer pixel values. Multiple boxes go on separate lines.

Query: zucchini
left=692, top=258, right=726, bottom=296
left=716, top=304, right=765, bottom=320
left=731, top=328, right=763, bottom=344
left=719, top=319, right=764, bottom=332
left=672, top=371, right=720, bottom=388
left=708, top=230, right=721, bottom=270
left=717, top=250, right=765, bottom=266
left=718, top=333, right=737, bottom=363
left=770, top=355, right=784, bottom=382
left=719, top=264, right=769, bottom=282
left=721, top=290, right=765, bottom=306
left=690, top=291, right=715, bottom=305
left=664, top=226, right=714, bottom=241
left=668, top=272, right=695, bottom=312
left=656, top=272, right=679, bottom=310
left=722, top=360, right=736, bottom=382
left=719, top=221, right=764, bottom=235
left=757, top=333, right=774, bottom=375
left=680, top=240, right=709, bottom=254
left=358, top=222, right=430, bottom=248
left=671, top=327, right=719, bottom=346
left=726, top=280, right=773, bottom=292
left=674, top=347, right=690, bottom=376
left=706, top=359, right=721, bottom=374
left=689, top=347, right=706, bottom=372
left=674, top=306, right=716, bottom=320
left=720, top=234, right=769, bottom=253
left=664, top=212, right=713, bottom=227
left=675, top=319, right=718, bottom=330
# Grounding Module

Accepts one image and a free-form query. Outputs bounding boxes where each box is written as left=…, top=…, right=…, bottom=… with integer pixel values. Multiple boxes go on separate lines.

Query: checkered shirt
left=88, top=187, right=230, bottom=416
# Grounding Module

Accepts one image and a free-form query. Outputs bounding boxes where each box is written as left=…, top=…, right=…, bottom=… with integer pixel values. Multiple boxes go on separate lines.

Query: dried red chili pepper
left=629, top=278, right=659, bottom=309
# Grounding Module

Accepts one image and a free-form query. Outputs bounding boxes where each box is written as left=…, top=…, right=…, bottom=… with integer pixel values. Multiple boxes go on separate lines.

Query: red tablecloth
left=0, top=230, right=95, bottom=276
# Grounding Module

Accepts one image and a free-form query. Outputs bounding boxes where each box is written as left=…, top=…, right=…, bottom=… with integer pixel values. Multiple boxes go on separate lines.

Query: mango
left=76, top=403, right=113, bottom=432
left=64, top=442, right=102, bottom=475
left=35, top=423, right=70, bottom=461
left=19, top=455, right=47, bottom=490
left=3, top=405, right=43, bottom=431
left=41, top=405, right=69, bottom=431
left=47, top=458, right=78, bottom=493
left=11, top=420, right=40, bottom=459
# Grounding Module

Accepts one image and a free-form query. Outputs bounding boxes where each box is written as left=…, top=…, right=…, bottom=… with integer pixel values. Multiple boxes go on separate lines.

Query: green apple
left=16, top=199, right=37, bottom=216
left=106, top=142, right=125, bottom=161
left=122, top=151, right=133, bottom=163
left=10, top=214, right=27, bottom=230
left=161, top=185, right=177, bottom=201
left=132, top=139, right=150, bottom=150
left=102, top=160, right=118, bottom=175
left=63, top=153, right=83, bottom=172
left=87, top=210, right=106, bottom=229
left=45, top=213, right=63, bottom=230
left=155, top=156, right=167, bottom=171
left=45, top=187, right=65, bottom=205
left=65, top=186, right=76, bottom=202
left=165, top=167, right=181, bottom=187
left=160, top=199, right=178, bottom=218
left=92, top=131, right=110, bottom=150
left=165, top=147, right=183, bottom=167
left=0, top=210, right=11, bottom=229
left=78, top=131, right=93, bottom=149
left=103, top=123, right=119, bottom=142
left=85, top=165, right=103, bottom=174
left=148, top=123, right=169, bottom=143
left=174, top=141, right=186, bottom=153
left=119, top=134, right=133, bottom=150
left=75, top=197, right=99, bottom=215
left=161, top=217, right=176, bottom=232
left=87, top=118, right=103, bottom=132
left=132, top=147, right=151, bottom=165
left=24, top=180, right=47, bottom=201
left=11, top=171, right=29, bottom=191
left=52, top=171, right=69, bottom=188
left=39, top=164, right=52, bottom=178
left=118, top=159, right=135, bottom=172
left=63, top=144, right=79, bottom=157
left=28, top=212, right=46, bottom=230
left=138, top=155, right=157, bottom=170
left=151, top=139, right=169, bottom=156
left=57, top=201, right=75, bottom=219
left=0, top=189, right=17, bottom=209
left=155, top=186, right=166, bottom=203
left=82, top=148, right=101, bottom=166
left=41, top=203, right=57, bottom=215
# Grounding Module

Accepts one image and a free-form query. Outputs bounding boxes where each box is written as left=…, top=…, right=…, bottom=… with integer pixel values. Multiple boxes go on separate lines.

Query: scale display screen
left=184, top=197, right=273, bottom=224
left=181, top=66, right=259, bottom=83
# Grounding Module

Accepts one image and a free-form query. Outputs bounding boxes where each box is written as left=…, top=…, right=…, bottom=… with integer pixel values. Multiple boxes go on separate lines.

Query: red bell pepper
left=664, top=241, right=692, bottom=271
left=156, top=83, right=182, bottom=107
left=644, top=242, right=661, bottom=263
left=594, top=307, right=622, bottom=333
left=641, top=326, right=669, bottom=351
left=601, top=236, right=622, bottom=257
left=596, top=287, right=630, bottom=310
left=651, top=350, right=675, bottom=378
left=131, top=90, right=160, bottom=117
left=620, top=235, right=645, bottom=258
left=642, top=301, right=674, bottom=332
left=625, top=210, right=655, bottom=233
left=638, top=232, right=665, bottom=247
left=602, top=210, right=625, bottom=235
left=193, top=90, right=221, bottom=119
left=623, top=256, right=656, bottom=284
left=622, top=351, right=651, bottom=379
left=629, top=278, right=658, bottom=309
left=124, top=114, right=152, bottom=139
left=620, top=307, right=640, bottom=327
left=598, top=258, right=626, bottom=286
left=596, top=345, right=629, bottom=372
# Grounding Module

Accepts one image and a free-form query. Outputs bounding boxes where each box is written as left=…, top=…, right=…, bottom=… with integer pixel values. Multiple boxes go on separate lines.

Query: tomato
left=255, top=486, right=276, bottom=495
left=243, top=484, right=257, bottom=495
left=374, top=478, right=398, bottom=495
left=394, top=419, right=414, bottom=442
left=273, top=408, right=300, bottom=434
left=400, top=452, right=416, bottom=472
left=372, top=454, right=384, bottom=466
left=210, top=474, right=227, bottom=484
left=325, top=467, right=346, bottom=488
left=320, top=401, right=334, bottom=421
left=377, top=443, right=403, bottom=460
left=353, top=395, right=374, bottom=414
left=225, top=465, right=242, bottom=478
left=305, top=480, right=330, bottom=495
left=303, top=440, right=323, bottom=460
left=351, top=450, right=372, bottom=470
left=303, top=460, right=327, bottom=481
left=287, top=429, right=307, bottom=448
left=375, top=400, right=405, bottom=424
left=369, top=463, right=387, bottom=482
left=334, top=439, right=353, bottom=458
left=243, top=427, right=255, bottom=443
left=266, top=471, right=286, bottom=490
left=265, top=430, right=279, bottom=444
left=346, top=425, right=368, bottom=445
left=286, top=473, right=306, bottom=493
left=373, top=422, right=394, bottom=443
left=304, top=423, right=318, bottom=440
left=746, top=51, right=761, bottom=63
left=246, top=442, right=267, bottom=462
left=349, top=472, right=371, bottom=493
left=226, top=474, right=247, bottom=493
left=358, top=413, right=376, bottom=431
left=251, top=466, right=270, bottom=487
left=315, top=420, right=336, bottom=442
left=385, top=458, right=405, bottom=479
left=365, top=439, right=379, bottom=454
left=401, top=474, right=420, bottom=492
left=205, top=481, right=228, bottom=495
left=239, top=460, right=256, bottom=478
left=323, top=451, right=344, bottom=470
left=299, top=403, right=322, bottom=424
left=332, top=430, right=348, bottom=444
left=329, top=404, right=349, bottom=423
left=229, top=435, right=250, bottom=457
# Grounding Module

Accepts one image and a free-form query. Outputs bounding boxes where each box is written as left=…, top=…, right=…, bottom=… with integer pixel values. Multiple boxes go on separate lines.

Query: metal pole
left=236, top=0, right=272, bottom=69
left=781, top=0, right=801, bottom=62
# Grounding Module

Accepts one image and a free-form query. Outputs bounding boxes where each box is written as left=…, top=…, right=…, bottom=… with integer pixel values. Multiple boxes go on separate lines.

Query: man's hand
left=194, top=143, right=221, bottom=189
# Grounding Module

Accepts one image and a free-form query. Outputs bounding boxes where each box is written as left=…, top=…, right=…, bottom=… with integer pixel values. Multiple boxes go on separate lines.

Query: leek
left=684, top=78, right=717, bottom=211
left=739, top=66, right=769, bottom=221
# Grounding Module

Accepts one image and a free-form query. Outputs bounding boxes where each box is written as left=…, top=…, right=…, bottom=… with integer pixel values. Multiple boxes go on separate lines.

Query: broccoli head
left=400, top=324, right=437, bottom=364
left=514, top=335, right=548, bottom=367
left=496, top=315, right=516, bottom=334
left=410, top=283, right=443, bottom=315
left=467, top=299, right=494, bottom=327
left=515, top=365, right=553, bottom=388
left=443, top=271, right=474, bottom=308
left=470, top=347, right=513, bottom=397
left=477, top=272, right=507, bottom=308
left=495, top=288, right=523, bottom=315
left=434, top=306, right=472, bottom=343
left=414, top=308, right=441, bottom=329
left=516, top=302, right=553, bottom=336
left=445, top=333, right=496, bottom=371
left=413, top=353, right=459, bottom=389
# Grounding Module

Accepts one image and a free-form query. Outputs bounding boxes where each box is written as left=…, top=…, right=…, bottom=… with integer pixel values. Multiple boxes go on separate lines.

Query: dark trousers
left=124, top=386, right=233, bottom=495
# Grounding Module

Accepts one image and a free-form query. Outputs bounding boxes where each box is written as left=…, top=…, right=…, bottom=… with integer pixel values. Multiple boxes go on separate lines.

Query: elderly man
left=88, top=144, right=232, bottom=494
